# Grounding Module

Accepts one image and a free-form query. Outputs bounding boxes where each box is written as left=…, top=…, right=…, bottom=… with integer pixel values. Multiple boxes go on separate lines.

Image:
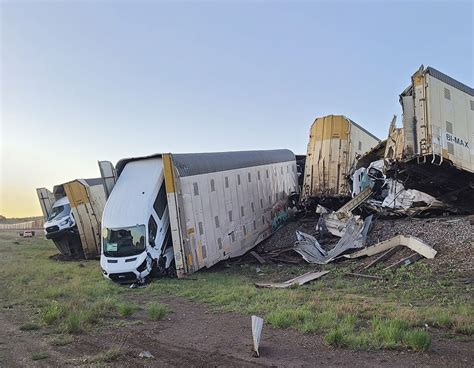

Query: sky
left=1, top=0, right=473, bottom=218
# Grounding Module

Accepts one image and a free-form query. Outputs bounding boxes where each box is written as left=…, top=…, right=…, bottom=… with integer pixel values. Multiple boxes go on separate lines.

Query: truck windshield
left=103, top=225, right=146, bottom=257
left=48, top=204, right=71, bottom=221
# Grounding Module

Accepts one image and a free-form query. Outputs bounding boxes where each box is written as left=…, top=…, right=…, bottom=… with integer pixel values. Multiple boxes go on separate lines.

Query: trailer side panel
left=167, top=150, right=297, bottom=277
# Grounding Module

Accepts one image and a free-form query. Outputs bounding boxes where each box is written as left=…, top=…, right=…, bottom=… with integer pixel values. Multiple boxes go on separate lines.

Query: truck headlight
left=60, top=219, right=69, bottom=226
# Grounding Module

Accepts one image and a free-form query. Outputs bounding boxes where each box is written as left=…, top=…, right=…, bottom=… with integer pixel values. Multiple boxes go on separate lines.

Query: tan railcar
left=302, top=115, right=380, bottom=201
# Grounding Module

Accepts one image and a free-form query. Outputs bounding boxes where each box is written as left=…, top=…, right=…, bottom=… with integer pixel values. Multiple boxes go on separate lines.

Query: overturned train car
left=302, top=115, right=380, bottom=206
left=99, top=150, right=299, bottom=281
left=36, top=178, right=106, bottom=258
left=386, top=66, right=474, bottom=212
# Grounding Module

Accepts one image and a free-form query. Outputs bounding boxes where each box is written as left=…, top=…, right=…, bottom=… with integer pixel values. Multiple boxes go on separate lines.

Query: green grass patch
left=147, top=303, right=169, bottom=320
left=403, top=329, right=431, bottom=351
left=31, top=352, right=49, bottom=361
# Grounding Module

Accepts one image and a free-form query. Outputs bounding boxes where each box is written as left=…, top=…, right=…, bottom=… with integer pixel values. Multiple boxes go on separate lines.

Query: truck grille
left=46, top=225, right=59, bottom=233
left=108, top=272, right=137, bottom=283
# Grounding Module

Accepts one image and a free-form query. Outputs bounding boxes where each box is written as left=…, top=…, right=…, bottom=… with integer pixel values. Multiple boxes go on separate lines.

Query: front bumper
left=45, top=226, right=77, bottom=239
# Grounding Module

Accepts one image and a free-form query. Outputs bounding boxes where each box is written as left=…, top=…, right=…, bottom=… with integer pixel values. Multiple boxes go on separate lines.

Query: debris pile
left=249, top=213, right=473, bottom=275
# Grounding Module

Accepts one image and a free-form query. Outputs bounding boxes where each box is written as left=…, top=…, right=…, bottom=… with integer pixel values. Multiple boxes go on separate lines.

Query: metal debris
left=294, top=215, right=372, bottom=264
left=139, top=351, right=155, bottom=359
left=255, top=270, right=330, bottom=289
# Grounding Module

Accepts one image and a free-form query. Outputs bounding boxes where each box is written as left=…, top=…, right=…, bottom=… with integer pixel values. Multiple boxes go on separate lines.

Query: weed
left=147, top=303, right=169, bottom=320
left=86, top=347, right=122, bottom=363
left=31, top=352, right=49, bottom=361
left=403, top=329, right=431, bottom=351
left=372, top=318, right=409, bottom=348
left=117, top=303, right=138, bottom=317
left=49, top=335, right=74, bottom=346
left=325, top=328, right=348, bottom=347
left=41, top=302, right=64, bottom=325
left=61, top=312, right=82, bottom=334
left=19, top=323, right=40, bottom=331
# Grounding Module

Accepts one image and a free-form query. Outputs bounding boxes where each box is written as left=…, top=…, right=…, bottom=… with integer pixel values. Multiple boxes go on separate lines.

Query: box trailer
left=36, top=178, right=106, bottom=258
left=386, top=66, right=474, bottom=212
left=99, top=150, right=298, bottom=282
left=302, top=115, right=380, bottom=204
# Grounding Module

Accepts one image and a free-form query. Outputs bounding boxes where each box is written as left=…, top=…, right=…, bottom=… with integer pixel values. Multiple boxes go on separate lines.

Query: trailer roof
left=172, top=149, right=295, bottom=177
left=116, top=149, right=296, bottom=178
left=346, top=118, right=380, bottom=141
left=426, top=67, right=473, bottom=96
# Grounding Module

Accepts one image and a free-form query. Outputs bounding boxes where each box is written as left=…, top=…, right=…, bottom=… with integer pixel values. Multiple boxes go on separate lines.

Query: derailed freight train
left=99, top=150, right=298, bottom=283
left=385, top=66, right=474, bottom=212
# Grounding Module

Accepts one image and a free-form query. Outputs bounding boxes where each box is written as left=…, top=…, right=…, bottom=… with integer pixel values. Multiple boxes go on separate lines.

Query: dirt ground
left=1, top=297, right=472, bottom=368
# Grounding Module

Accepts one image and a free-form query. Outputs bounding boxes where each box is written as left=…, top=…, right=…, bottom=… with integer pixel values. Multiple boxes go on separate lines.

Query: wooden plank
left=250, top=251, right=266, bottom=264
left=346, top=235, right=402, bottom=258
left=255, top=270, right=329, bottom=289
left=403, top=236, right=437, bottom=259
left=346, top=235, right=436, bottom=260
left=345, top=272, right=383, bottom=280
left=362, top=246, right=402, bottom=270
left=384, top=253, right=422, bottom=271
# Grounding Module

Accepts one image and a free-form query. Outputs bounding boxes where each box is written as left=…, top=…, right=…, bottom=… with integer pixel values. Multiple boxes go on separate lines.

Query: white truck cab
left=43, top=196, right=76, bottom=239
left=100, top=158, right=174, bottom=283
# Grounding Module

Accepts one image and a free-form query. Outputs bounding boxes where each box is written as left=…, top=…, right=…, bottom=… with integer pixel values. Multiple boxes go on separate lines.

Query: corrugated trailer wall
left=425, top=73, right=473, bottom=172
left=303, top=115, right=379, bottom=200
left=163, top=151, right=298, bottom=277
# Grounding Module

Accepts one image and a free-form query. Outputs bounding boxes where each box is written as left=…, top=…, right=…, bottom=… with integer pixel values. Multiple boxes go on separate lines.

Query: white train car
left=388, top=66, right=474, bottom=212
left=99, top=150, right=298, bottom=281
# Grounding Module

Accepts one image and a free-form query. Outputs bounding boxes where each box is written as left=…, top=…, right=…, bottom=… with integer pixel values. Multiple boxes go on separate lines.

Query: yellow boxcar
left=302, top=115, right=380, bottom=201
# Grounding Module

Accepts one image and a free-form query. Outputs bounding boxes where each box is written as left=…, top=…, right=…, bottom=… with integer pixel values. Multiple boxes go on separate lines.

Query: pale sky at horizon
left=1, top=0, right=473, bottom=218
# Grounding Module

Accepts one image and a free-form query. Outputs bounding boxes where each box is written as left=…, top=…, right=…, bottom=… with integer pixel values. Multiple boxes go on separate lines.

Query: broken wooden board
left=384, top=253, right=422, bottom=271
left=255, top=270, right=329, bottom=289
left=362, top=246, right=402, bottom=270
left=250, top=251, right=267, bottom=264
left=345, top=235, right=437, bottom=260
left=345, top=272, right=383, bottom=280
